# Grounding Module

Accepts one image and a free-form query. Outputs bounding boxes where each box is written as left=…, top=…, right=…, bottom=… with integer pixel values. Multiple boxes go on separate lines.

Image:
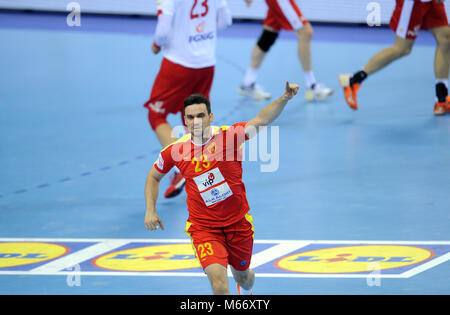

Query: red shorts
left=185, top=214, right=254, bottom=271
left=144, top=58, right=214, bottom=130
left=390, top=0, right=449, bottom=39
left=263, top=0, right=308, bottom=31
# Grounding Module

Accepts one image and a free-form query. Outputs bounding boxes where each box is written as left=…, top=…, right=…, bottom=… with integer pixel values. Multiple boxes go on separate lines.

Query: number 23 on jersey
left=192, top=154, right=210, bottom=173
left=197, top=242, right=214, bottom=261
left=191, top=0, right=209, bottom=19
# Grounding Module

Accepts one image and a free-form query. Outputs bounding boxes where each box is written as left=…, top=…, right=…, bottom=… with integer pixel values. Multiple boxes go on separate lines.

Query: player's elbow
left=245, top=118, right=268, bottom=138
left=148, top=167, right=164, bottom=183
left=255, top=120, right=270, bottom=133
left=254, top=115, right=270, bottom=128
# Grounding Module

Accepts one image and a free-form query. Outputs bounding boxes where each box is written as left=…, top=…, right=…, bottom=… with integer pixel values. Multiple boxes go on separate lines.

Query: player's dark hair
left=184, top=94, right=211, bottom=114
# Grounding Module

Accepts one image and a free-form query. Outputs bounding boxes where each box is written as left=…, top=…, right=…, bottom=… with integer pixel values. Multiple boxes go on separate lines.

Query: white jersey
left=156, top=0, right=228, bottom=69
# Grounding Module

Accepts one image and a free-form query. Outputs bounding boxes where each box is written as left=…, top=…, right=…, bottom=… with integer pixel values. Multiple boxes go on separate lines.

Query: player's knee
left=399, top=45, right=413, bottom=57
left=210, top=276, right=229, bottom=295
left=297, top=23, right=313, bottom=41
left=239, top=270, right=255, bottom=289
left=232, top=267, right=254, bottom=289
left=437, top=28, right=450, bottom=49
left=257, top=29, right=279, bottom=53
left=394, top=44, right=413, bottom=58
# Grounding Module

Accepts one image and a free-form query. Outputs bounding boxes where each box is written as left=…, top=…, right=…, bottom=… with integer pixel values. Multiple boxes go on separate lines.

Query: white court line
left=248, top=273, right=407, bottom=279
left=0, top=238, right=449, bottom=245
left=225, top=241, right=309, bottom=277
left=402, top=252, right=450, bottom=278
left=250, top=241, right=309, bottom=268
left=31, top=240, right=130, bottom=273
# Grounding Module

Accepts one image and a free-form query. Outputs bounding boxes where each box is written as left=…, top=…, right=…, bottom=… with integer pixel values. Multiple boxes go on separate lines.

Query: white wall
left=0, top=0, right=449, bottom=25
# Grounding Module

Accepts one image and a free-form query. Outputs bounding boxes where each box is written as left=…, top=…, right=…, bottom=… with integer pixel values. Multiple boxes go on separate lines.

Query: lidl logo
left=275, top=245, right=434, bottom=274
left=92, top=244, right=201, bottom=272
left=0, top=242, right=70, bottom=268
left=0, top=239, right=448, bottom=279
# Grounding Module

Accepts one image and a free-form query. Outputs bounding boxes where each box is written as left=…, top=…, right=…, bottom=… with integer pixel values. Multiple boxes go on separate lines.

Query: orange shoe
left=339, top=74, right=361, bottom=110
left=434, top=96, right=450, bottom=116
left=434, top=101, right=447, bottom=115
left=237, top=285, right=253, bottom=295
left=447, top=96, right=450, bottom=112
left=164, top=172, right=185, bottom=198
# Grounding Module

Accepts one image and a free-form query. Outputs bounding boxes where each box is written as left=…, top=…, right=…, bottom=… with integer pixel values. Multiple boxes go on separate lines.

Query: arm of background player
left=245, top=82, right=299, bottom=139
left=217, top=0, right=232, bottom=30
left=152, top=13, right=173, bottom=54
left=144, top=166, right=166, bottom=230
left=152, top=0, right=175, bottom=54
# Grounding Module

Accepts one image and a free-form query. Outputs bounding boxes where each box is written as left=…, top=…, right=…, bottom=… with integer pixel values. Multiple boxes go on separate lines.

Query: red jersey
left=154, top=122, right=250, bottom=227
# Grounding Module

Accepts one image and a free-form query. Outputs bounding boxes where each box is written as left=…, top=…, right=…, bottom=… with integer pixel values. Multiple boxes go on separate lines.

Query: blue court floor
left=0, top=11, right=449, bottom=295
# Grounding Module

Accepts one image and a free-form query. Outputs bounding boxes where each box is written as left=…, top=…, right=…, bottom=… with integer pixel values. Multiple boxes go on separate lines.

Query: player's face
left=184, top=103, right=213, bottom=139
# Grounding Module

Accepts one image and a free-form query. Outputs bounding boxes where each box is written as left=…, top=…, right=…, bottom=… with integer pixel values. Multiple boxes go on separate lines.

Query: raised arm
left=144, top=166, right=166, bottom=230
left=245, top=81, right=299, bottom=139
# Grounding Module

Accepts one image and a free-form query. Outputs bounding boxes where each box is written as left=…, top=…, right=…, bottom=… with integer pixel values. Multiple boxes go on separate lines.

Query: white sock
left=243, top=67, right=258, bottom=87
left=304, top=71, right=316, bottom=89
left=436, top=78, right=448, bottom=88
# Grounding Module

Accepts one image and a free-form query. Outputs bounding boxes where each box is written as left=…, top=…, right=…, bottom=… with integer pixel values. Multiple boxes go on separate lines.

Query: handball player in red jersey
left=144, top=81, right=299, bottom=295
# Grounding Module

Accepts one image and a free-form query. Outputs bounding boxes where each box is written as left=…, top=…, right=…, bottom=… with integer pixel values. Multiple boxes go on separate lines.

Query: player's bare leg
left=155, top=123, right=176, bottom=148
left=230, top=265, right=255, bottom=295
left=238, top=25, right=276, bottom=100
left=339, top=35, right=414, bottom=110
left=248, top=24, right=278, bottom=69
left=364, top=36, right=415, bottom=75
left=430, top=25, right=450, bottom=115
left=431, top=26, right=450, bottom=79
left=205, top=263, right=229, bottom=295
left=296, top=23, right=333, bottom=101
left=155, top=123, right=185, bottom=198
left=248, top=40, right=267, bottom=70
left=296, top=22, right=313, bottom=72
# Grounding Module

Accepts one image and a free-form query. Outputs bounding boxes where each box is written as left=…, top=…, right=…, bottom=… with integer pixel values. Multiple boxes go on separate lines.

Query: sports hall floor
left=0, top=11, right=449, bottom=295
